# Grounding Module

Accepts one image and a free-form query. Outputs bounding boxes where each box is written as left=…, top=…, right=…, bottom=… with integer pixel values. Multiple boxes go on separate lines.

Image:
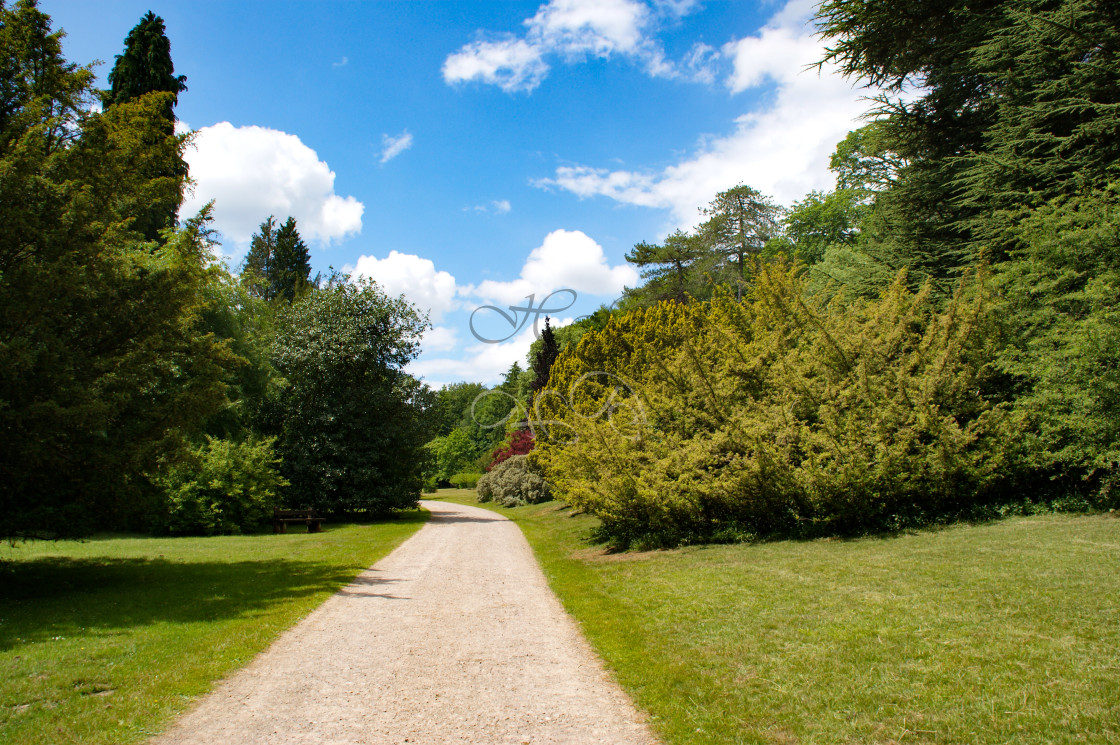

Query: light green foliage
left=151, top=436, right=287, bottom=536
left=769, top=188, right=864, bottom=266
left=271, top=279, right=436, bottom=515
left=475, top=455, right=551, bottom=507
left=537, top=263, right=1025, bottom=546
left=428, top=428, right=477, bottom=484
left=448, top=471, right=482, bottom=489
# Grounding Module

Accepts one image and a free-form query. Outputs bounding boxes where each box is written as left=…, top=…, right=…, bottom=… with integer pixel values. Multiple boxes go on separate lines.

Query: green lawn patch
left=433, top=490, right=1120, bottom=744
left=0, top=511, right=428, bottom=745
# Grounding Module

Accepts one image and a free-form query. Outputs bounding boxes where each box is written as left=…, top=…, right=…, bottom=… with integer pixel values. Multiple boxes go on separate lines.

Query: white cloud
left=442, top=0, right=708, bottom=92
left=333, top=56, right=349, bottom=68
left=533, top=0, right=871, bottom=223
left=351, top=251, right=459, bottom=322
left=183, top=122, right=363, bottom=248
left=410, top=324, right=538, bottom=389
left=380, top=130, right=414, bottom=163
left=442, top=38, right=549, bottom=93
left=470, top=229, right=638, bottom=306
left=422, top=325, right=459, bottom=353
left=529, top=0, right=648, bottom=57
left=470, top=199, right=512, bottom=214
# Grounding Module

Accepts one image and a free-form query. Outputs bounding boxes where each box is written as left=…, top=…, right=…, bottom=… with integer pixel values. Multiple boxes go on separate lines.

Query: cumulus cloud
left=470, top=229, right=638, bottom=306
left=183, top=122, right=363, bottom=248
left=380, top=130, right=414, bottom=163
left=442, top=0, right=710, bottom=92
left=351, top=250, right=459, bottom=322
left=533, top=0, right=870, bottom=223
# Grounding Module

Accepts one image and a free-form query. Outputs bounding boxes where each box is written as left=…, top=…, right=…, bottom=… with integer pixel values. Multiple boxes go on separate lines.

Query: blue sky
left=43, top=0, right=870, bottom=387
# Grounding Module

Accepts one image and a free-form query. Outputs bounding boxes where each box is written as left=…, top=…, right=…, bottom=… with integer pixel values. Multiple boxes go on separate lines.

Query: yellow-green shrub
left=535, top=263, right=1028, bottom=546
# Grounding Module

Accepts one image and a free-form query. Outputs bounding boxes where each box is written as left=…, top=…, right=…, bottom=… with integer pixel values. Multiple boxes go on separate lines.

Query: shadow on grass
left=0, top=556, right=360, bottom=651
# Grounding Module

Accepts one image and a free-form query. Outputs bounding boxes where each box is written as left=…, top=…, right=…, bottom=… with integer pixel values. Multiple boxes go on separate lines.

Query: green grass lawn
left=0, top=511, right=428, bottom=745
left=433, top=489, right=1120, bottom=744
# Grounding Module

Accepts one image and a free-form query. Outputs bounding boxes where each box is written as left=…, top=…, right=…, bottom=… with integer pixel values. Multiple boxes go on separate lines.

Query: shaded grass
left=433, top=490, right=1120, bottom=744
left=0, top=511, right=428, bottom=745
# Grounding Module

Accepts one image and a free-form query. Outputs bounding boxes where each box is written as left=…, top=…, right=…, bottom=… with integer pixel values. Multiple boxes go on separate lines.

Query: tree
left=241, top=216, right=278, bottom=300
left=102, top=10, right=188, bottom=241
left=271, top=279, right=436, bottom=515
left=272, top=216, right=312, bottom=301
left=698, top=184, right=782, bottom=299
left=530, top=317, right=560, bottom=394
left=0, top=2, right=233, bottom=538
left=242, top=215, right=312, bottom=302
left=104, top=11, right=186, bottom=118
left=623, top=230, right=711, bottom=305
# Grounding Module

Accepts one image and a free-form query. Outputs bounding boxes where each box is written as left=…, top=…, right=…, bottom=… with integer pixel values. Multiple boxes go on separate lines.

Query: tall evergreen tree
left=103, top=10, right=188, bottom=240
left=272, top=216, right=312, bottom=301
left=104, top=11, right=186, bottom=117
left=241, top=216, right=277, bottom=301
left=530, top=317, right=560, bottom=395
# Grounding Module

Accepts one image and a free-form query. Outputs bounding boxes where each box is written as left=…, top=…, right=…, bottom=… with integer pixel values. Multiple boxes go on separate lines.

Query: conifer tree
left=272, top=216, right=312, bottom=301
left=530, top=317, right=560, bottom=394
left=103, top=10, right=188, bottom=240
left=241, top=216, right=277, bottom=301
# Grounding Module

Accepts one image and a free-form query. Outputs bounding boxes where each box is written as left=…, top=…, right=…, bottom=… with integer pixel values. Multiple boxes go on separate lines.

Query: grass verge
left=432, top=489, right=1120, bottom=744
left=0, top=511, right=428, bottom=745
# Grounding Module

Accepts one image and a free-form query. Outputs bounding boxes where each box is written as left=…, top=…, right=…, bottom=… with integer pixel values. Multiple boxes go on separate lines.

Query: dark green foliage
left=241, top=215, right=312, bottom=302
left=151, top=436, right=287, bottom=536
left=476, top=455, right=552, bottom=507
left=0, top=4, right=233, bottom=538
left=995, top=185, right=1120, bottom=500
left=699, top=184, right=783, bottom=295
left=104, top=11, right=186, bottom=115
left=271, top=280, right=436, bottom=515
left=621, top=184, right=783, bottom=308
left=530, top=317, right=560, bottom=394
left=623, top=230, right=711, bottom=304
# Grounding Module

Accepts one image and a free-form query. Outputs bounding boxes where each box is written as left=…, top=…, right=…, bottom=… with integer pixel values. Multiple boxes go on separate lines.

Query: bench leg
left=308, top=520, right=322, bottom=534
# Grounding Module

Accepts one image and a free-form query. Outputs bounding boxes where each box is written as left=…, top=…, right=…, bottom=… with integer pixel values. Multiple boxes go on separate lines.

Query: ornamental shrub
left=153, top=436, right=287, bottom=535
left=476, top=455, right=551, bottom=507
left=485, top=429, right=535, bottom=471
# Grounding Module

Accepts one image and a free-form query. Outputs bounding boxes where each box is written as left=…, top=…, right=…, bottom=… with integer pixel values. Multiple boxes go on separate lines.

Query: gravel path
left=152, top=499, right=658, bottom=745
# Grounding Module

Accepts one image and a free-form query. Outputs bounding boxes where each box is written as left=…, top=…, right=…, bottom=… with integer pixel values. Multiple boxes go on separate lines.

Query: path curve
left=152, top=500, right=657, bottom=745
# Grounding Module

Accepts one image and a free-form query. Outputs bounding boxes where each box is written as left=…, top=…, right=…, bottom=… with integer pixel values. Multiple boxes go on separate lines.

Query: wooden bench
left=273, top=508, right=323, bottom=534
